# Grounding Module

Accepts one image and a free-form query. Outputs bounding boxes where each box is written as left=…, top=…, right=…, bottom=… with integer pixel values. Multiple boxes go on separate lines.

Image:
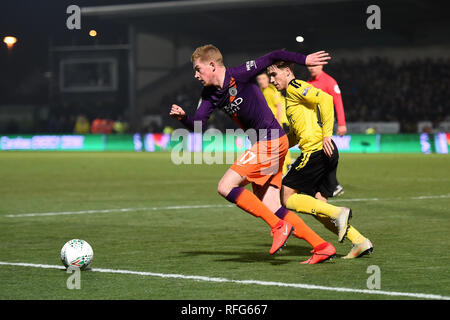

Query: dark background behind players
left=0, top=0, right=448, bottom=134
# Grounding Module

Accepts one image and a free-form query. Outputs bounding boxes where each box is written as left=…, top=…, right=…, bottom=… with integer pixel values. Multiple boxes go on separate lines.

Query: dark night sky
left=0, top=0, right=177, bottom=55
left=0, top=0, right=177, bottom=103
left=1, top=0, right=449, bottom=105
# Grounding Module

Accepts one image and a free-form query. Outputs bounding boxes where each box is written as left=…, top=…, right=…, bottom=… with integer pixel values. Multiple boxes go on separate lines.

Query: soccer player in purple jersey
left=170, top=45, right=336, bottom=263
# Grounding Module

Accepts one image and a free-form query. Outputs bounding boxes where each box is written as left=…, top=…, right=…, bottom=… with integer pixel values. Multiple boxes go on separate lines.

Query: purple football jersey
left=180, top=50, right=307, bottom=141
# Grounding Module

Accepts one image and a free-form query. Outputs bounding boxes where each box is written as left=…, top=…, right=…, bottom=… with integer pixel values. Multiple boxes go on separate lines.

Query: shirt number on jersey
left=238, top=150, right=257, bottom=165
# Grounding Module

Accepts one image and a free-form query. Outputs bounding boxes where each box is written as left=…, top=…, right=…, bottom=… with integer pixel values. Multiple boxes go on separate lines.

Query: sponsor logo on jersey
left=223, top=97, right=243, bottom=116
left=302, top=87, right=311, bottom=96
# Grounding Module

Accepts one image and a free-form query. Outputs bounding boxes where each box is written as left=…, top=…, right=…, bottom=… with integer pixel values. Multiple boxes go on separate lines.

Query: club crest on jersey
left=229, top=87, right=238, bottom=97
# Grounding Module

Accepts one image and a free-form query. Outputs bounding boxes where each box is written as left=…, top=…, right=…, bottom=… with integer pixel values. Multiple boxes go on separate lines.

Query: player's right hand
left=322, top=136, right=334, bottom=158
left=170, top=104, right=186, bottom=120
left=305, top=51, right=331, bottom=66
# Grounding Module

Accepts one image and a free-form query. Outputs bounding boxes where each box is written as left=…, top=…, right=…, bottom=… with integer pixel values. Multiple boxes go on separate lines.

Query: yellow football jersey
left=285, top=79, right=334, bottom=153
left=261, top=84, right=289, bottom=125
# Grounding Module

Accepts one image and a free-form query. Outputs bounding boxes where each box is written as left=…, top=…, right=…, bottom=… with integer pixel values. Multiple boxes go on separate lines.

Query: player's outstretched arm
left=231, top=50, right=331, bottom=82
left=305, top=51, right=331, bottom=66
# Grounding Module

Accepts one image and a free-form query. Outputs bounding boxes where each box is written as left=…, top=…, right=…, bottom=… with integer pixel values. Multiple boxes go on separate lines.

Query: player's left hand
left=170, top=104, right=186, bottom=120
left=337, top=125, right=347, bottom=136
left=322, top=136, right=334, bottom=157
left=305, top=51, right=331, bottom=66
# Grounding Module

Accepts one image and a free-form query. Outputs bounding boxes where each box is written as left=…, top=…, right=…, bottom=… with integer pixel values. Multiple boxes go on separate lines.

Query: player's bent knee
left=217, top=182, right=229, bottom=198
left=315, top=192, right=328, bottom=202
left=281, top=195, right=291, bottom=207
left=217, top=169, right=245, bottom=198
left=280, top=195, right=288, bottom=207
left=217, top=179, right=236, bottom=198
left=280, top=187, right=294, bottom=206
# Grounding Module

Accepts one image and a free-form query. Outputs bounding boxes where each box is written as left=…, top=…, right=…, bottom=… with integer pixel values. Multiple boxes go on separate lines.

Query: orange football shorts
left=231, top=134, right=289, bottom=188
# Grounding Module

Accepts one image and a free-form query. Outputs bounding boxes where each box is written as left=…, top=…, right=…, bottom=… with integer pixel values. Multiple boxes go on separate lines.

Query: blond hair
left=191, top=44, right=224, bottom=66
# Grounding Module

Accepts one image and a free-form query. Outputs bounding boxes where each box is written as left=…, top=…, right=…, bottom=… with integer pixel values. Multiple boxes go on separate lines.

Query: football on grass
left=60, top=239, right=94, bottom=270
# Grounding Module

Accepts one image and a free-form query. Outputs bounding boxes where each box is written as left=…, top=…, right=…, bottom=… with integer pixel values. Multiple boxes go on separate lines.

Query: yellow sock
left=313, top=214, right=338, bottom=234
left=314, top=214, right=366, bottom=245
left=346, top=226, right=367, bottom=245
left=286, top=193, right=341, bottom=219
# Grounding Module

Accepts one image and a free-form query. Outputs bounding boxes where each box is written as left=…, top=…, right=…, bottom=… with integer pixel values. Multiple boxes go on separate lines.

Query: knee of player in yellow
left=285, top=193, right=341, bottom=219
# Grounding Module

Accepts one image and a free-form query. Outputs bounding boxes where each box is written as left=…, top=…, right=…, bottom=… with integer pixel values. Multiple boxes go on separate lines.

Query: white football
left=60, top=239, right=94, bottom=270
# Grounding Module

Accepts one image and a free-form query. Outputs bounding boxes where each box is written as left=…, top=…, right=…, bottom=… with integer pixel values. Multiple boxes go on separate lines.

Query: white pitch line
left=0, top=261, right=448, bottom=300
left=330, top=197, right=380, bottom=202
left=410, top=194, right=450, bottom=200
left=4, top=204, right=234, bottom=218
left=330, top=193, right=450, bottom=203
left=3, top=194, right=450, bottom=218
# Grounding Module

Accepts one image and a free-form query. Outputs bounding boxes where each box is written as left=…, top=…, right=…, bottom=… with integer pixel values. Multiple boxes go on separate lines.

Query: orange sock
left=225, top=187, right=279, bottom=228
left=275, top=207, right=325, bottom=248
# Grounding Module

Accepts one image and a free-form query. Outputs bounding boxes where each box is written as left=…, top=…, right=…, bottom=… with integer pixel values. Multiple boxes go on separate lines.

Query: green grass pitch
left=0, top=152, right=449, bottom=300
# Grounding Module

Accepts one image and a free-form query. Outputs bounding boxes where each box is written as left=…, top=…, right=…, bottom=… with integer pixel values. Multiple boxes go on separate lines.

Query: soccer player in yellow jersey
left=256, top=72, right=292, bottom=174
left=266, top=60, right=373, bottom=259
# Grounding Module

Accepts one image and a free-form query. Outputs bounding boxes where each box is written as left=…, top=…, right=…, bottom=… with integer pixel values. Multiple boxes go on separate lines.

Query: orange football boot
left=301, top=242, right=336, bottom=264
left=270, top=220, right=293, bottom=255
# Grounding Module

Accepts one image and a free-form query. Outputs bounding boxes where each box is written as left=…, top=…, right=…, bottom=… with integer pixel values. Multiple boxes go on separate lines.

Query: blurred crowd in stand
left=324, top=57, right=449, bottom=132
left=73, top=115, right=129, bottom=134
left=1, top=57, right=448, bottom=135
left=161, top=57, right=450, bottom=133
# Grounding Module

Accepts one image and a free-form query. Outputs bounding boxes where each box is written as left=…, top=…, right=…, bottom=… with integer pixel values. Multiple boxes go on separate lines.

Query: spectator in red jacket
left=307, top=65, right=347, bottom=136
